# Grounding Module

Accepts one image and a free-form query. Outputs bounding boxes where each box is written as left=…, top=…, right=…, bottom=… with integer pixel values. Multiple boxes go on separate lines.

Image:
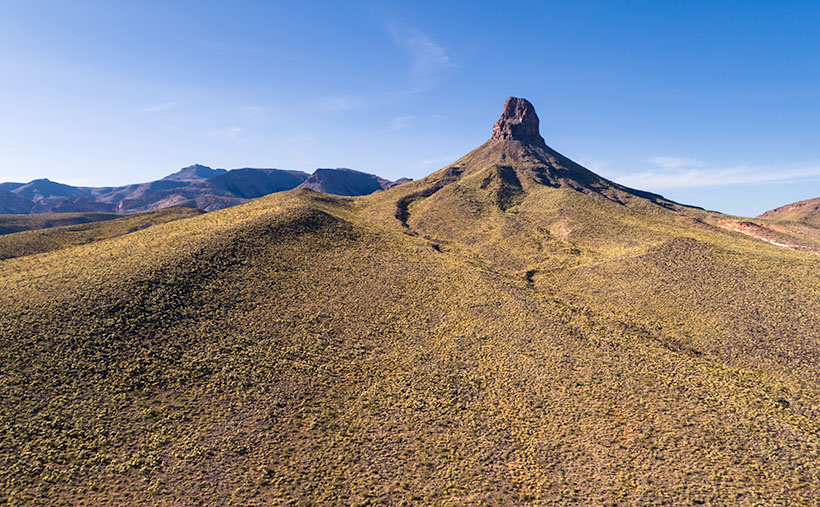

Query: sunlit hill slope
left=1, top=98, right=819, bottom=505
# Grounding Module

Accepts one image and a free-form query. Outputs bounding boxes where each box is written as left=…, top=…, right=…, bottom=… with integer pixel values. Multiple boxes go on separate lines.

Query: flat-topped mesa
left=491, top=97, right=546, bottom=147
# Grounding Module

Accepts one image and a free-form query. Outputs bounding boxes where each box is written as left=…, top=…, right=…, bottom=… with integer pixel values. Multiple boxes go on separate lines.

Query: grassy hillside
left=759, top=196, right=820, bottom=226
left=0, top=207, right=205, bottom=260
left=0, top=211, right=120, bottom=235
left=2, top=116, right=820, bottom=503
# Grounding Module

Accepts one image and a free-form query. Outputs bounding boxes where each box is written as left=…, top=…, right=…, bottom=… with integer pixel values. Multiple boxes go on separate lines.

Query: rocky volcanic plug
left=416, top=96, right=676, bottom=209
left=491, top=97, right=546, bottom=147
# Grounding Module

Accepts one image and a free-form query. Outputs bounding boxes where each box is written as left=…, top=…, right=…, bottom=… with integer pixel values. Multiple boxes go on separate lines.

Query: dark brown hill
left=0, top=188, right=34, bottom=214
left=296, top=167, right=398, bottom=196
left=207, top=168, right=310, bottom=199
left=161, top=164, right=228, bottom=182
left=0, top=182, right=24, bottom=192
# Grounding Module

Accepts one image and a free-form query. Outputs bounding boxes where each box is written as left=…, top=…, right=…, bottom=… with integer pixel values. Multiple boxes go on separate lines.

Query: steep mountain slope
left=760, top=196, right=820, bottom=225
left=2, top=98, right=819, bottom=505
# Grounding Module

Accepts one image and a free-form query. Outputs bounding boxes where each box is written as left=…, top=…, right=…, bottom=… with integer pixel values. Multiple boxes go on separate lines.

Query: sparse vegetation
left=0, top=207, right=205, bottom=260
left=0, top=211, right=120, bottom=235
left=2, top=137, right=820, bottom=505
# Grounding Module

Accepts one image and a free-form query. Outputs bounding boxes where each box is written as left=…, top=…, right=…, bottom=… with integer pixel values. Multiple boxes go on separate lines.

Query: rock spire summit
left=491, top=97, right=546, bottom=147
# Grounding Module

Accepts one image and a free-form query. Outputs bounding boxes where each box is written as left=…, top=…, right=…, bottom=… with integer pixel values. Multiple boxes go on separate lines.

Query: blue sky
left=1, top=0, right=819, bottom=216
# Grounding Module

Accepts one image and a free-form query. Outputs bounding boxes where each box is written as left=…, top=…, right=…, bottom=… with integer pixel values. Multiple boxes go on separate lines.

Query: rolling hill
left=760, top=196, right=820, bottom=226
left=0, top=211, right=121, bottom=235
left=0, top=207, right=205, bottom=260
left=1, top=98, right=819, bottom=505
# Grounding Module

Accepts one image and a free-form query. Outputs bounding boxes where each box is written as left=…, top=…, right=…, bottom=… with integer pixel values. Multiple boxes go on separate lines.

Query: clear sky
left=1, top=0, right=819, bottom=216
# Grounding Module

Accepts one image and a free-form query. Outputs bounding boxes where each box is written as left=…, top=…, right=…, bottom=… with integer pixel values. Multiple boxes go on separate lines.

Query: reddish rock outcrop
left=491, top=97, right=546, bottom=147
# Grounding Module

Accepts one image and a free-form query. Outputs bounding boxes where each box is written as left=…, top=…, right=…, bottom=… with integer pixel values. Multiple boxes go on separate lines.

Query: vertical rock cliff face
left=491, top=97, right=546, bottom=147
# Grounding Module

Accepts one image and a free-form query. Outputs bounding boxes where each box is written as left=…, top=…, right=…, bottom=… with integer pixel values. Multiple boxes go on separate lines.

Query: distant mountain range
left=0, top=165, right=409, bottom=214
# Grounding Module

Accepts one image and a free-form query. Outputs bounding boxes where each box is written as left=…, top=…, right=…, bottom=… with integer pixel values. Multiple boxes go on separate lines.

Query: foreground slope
left=1, top=99, right=820, bottom=505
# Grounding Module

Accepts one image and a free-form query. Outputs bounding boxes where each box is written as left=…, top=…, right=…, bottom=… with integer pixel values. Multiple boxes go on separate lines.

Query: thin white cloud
left=310, top=26, right=452, bottom=113
left=390, top=115, right=413, bottom=131
left=646, top=156, right=705, bottom=169
left=614, top=161, right=820, bottom=190
left=390, top=25, right=453, bottom=93
left=140, top=102, right=176, bottom=113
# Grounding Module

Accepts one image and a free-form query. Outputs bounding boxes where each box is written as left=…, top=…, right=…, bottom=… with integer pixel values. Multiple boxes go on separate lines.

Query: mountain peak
left=491, top=97, right=545, bottom=147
